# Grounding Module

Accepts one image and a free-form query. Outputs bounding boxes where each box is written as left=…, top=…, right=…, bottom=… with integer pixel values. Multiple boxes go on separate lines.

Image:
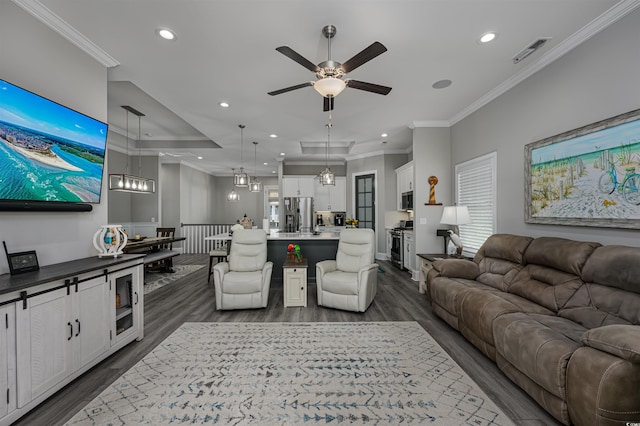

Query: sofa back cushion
left=473, top=234, right=533, bottom=290
left=506, top=237, right=600, bottom=312
left=229, top=229, right=267, bottom=272
left=336, top=229, right=375, bottom=273
left=559, top=245, right=640, bottom=327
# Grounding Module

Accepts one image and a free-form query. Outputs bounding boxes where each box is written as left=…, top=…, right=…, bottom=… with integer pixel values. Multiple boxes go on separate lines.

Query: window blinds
left=455, top=153, right=497, bottom=255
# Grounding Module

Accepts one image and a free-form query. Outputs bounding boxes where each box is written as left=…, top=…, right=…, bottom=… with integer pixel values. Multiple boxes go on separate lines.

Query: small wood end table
left=283, top=258, right=308, bottom=307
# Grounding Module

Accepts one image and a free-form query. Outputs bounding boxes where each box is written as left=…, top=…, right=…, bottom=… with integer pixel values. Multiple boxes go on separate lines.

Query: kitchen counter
left=269, top=232, right=340, bottom=240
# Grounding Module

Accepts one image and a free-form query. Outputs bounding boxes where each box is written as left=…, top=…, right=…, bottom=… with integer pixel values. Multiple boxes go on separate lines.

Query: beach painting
left=525, top=109, right=640, bottom=229
left=0, top=80, right=108, bottom=204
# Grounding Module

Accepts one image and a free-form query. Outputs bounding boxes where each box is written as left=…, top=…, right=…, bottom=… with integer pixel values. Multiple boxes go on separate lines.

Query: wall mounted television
left=0, top=78, right=108, bottom=211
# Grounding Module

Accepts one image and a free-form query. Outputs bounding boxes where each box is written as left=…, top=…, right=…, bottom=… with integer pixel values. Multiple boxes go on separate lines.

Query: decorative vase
left=93, top=224, right=128, bottom=258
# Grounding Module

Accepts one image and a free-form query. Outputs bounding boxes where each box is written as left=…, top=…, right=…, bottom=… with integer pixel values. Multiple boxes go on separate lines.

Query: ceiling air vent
left=512, top=37, right=551, bottom=64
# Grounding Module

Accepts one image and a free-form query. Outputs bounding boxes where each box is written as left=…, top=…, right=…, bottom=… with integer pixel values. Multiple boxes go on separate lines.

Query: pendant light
left=227, top=168, right=240, bottom=202
left=249, top=141, right=263, bottom=193
left=234, top=124, right=249, bottom=187
left=108, top=106, right=156, bottom=194
left=319, top=113, right=335, bottom=186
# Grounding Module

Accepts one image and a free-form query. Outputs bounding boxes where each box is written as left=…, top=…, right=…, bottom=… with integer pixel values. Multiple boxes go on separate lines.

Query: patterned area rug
left=66, top=322, right=514, bottom=425
left=144, top=264, right=204, bottom=294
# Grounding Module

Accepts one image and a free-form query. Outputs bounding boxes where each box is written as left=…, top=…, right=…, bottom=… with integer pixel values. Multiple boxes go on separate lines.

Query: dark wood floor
left=13, top=255, right=560, bottom=426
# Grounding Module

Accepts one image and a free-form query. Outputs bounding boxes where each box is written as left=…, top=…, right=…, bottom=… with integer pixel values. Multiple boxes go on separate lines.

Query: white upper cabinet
left=283, top=176, right=315, bottom=197
left=395, top=161, right=414, bottom=209
left=314, top=177, right=346, bottom=212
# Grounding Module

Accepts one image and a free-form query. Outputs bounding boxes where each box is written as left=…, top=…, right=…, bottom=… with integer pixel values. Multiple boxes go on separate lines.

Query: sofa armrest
left=431, top=259, right=479, bottom=279
left=581, top=324, right=640, bottom=363
left=357, top=263, right=378, bottom=286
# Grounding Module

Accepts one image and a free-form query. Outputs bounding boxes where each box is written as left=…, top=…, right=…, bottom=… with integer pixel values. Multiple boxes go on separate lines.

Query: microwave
left=401, top=191, right=413, bottom=210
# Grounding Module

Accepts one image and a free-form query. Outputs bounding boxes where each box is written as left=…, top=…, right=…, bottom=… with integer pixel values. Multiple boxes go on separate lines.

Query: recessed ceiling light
left=156, top=28, right=177, bottom=41
left=272, top=170, right=276, bottom=174
left=280, top=152, right=285, bottom=156
left=263, top=162, right=268, bottom=166
left=219, top=101, right=229, bottom=108
left=381, top=133, right=388, bottom=138
left=479, top=32, right=497, bottom=43
left=197, top=156, right=203, bottom=160
left=432, top=79, right=452, bottom=89
left=270, top=134, right=278, bottom=138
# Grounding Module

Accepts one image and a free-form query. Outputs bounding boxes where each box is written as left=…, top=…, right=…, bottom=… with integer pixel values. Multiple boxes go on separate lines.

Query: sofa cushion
left=458, top=289, right=554, bottom=349
left=505, top=237, right=600, bottom=313
left=321, top=271, right=359, bottom=295
left=559, top=245, right=640, bottom=327
left=474, top=234, right=533, bottom=290
left=429, top=277, right=496, bottom=320
left=494, top=312, right=586, bottom=401
left=220, top=271, right=264, bottom=293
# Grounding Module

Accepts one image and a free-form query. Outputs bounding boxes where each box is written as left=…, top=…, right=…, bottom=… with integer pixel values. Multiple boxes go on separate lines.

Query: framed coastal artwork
left=525, top=108, right=640, bottom=229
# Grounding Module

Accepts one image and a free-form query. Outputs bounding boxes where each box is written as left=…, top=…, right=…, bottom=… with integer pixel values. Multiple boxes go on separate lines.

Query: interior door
left=355, top=174, right=375, bottom=230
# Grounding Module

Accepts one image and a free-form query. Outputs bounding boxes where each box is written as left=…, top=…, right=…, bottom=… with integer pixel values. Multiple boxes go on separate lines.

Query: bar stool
left=208, top=247, right=227, bottom=282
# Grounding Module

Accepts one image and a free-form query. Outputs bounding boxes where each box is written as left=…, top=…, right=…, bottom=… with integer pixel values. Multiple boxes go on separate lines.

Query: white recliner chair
left=316, top=228, right=378, bottom=312
left=213, top=229, right=273, bottom=310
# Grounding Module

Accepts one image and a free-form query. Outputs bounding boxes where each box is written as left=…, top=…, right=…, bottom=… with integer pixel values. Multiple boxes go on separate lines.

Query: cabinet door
left=16, top=286, right=72, bottom=407
left=298, top=177, right=315, bottom=197
left=73, top=277, right=109, bottom=370
left=0, top=305, right=16, bottom=418
left=332, top=177, right=347, bottom=212
left=314, top=181, right=330, bottom=211
left=110, top=266, right=143, bottom=347
left=284, top=268, right=307, bottom=307
left=282, top=177, right=299, bottom=197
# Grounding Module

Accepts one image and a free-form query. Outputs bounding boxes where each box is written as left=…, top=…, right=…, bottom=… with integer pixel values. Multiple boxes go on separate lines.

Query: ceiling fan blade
left=346, top=80, right=392, bottom=95
left=340, top=42, right=387, bottom=73
left=268, top=82, right=313, bottom=96
left=323, top=96, right=334, bottom=112
left=275, top=46, right=320, bottom=73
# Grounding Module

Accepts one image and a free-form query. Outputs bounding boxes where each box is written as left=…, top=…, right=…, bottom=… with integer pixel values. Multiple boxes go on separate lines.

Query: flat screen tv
left=0, top=78, right=108, bottom=211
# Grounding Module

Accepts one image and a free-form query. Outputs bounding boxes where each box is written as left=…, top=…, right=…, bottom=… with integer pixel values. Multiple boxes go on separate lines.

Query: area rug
left=65, top=322, right=515, bottom=425
left=144, top=264, right=204, bottom=295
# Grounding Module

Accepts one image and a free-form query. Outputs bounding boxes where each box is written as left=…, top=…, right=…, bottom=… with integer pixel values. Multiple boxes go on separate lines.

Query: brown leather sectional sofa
left=426, top=234, right=640, bottom=426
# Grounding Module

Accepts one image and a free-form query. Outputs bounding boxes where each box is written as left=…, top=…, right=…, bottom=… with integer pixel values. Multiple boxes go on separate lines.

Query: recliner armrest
left=432, top=259, right=479, bottom=279
left=582, top=324, right=640, bottom=363
left=316, top=260, right=337, bottom=276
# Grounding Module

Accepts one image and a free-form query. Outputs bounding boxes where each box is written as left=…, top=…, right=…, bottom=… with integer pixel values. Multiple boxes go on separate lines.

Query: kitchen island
left=206, top=231, right=341, bottom=283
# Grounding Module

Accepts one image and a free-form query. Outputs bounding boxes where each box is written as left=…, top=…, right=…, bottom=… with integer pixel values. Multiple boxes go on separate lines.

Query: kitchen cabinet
left=314, top=176, right=346, bottom=212
left=403, top=231, right=416, bottom=273
left=0, top=305, right=16, bottom=419
left=283, top=176, right=315, bottom=197
left=395, top=161, right=414, bottom=210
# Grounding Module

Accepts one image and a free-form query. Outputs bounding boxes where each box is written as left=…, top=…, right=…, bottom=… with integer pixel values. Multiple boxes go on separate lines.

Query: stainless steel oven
left=390, top=228, right=403, bottom=269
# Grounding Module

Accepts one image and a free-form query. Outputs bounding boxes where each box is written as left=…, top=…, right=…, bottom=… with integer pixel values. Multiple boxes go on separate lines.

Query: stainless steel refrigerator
left=283, top=197, right=314, bottom=232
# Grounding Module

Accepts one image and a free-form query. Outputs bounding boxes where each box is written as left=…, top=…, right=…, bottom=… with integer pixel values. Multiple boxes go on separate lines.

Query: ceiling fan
left=268, top=25, right=392, bottom=111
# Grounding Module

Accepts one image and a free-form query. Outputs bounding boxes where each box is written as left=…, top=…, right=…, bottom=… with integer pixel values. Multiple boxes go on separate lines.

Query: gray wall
left=0, top=3, right=108, bottom=273
left=450, top=8, right=640, bottom=247
left=413, top=127, right=452, bottom=255
left=161, top=163, right=181, bottom=232
left=212, top=176, right=278, bottom=225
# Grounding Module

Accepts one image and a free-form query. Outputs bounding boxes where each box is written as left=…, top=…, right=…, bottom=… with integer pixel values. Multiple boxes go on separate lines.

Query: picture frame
left=525, top=108, right=640, bottom=229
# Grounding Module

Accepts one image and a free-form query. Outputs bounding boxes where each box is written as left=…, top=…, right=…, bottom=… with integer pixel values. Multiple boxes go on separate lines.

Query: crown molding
left=450, top=0, right=640, bottom=125
left=12, top=0, right=120, bottom=67
left=410, top=120, right=451, bottom=129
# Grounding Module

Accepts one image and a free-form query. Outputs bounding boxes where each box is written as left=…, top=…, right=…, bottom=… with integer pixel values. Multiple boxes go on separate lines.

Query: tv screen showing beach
left=0, top=79, right=107, bottom=204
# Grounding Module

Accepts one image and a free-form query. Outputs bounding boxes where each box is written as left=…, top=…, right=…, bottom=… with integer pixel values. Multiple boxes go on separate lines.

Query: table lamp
left=440, top=206, right=472, bottom=255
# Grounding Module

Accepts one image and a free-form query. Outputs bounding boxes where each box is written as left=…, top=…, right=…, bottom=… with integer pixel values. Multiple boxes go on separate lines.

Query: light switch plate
left=419, top=217, right=427, bottom=225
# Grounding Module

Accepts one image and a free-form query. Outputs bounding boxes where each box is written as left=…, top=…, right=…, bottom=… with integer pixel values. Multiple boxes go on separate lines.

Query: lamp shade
left=313, top=77, right=346, bottom=98
left=440, top=206, right=472, bottom=225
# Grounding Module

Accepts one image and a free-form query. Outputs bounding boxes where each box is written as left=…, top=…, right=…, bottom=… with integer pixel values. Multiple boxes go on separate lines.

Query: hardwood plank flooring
left=13, top=255, right=560, bottom=426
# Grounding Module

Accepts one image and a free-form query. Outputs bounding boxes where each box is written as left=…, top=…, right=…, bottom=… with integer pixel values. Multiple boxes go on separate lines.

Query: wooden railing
left=180, top=223, right=233, bottom=254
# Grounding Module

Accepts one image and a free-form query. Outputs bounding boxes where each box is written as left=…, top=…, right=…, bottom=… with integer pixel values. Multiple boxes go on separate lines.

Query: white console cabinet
left=0, top=255, right=143, bottom=426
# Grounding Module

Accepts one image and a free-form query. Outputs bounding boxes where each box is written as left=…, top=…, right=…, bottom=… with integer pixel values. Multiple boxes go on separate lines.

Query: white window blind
left=455, top=152, right=497, bottom=255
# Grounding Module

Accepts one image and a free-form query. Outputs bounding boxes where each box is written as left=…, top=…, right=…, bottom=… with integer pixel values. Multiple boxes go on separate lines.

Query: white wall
left=0, top=3, right=108, bottom=273
left=451, top=8, right=640, bottom=247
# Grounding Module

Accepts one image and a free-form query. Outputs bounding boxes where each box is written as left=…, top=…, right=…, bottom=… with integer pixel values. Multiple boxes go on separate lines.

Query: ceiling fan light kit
left=268, top=25, right=391, bottom=111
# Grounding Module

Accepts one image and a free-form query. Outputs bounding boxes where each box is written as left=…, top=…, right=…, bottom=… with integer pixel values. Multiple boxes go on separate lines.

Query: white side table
left=283, top=258, right=308, bottom=307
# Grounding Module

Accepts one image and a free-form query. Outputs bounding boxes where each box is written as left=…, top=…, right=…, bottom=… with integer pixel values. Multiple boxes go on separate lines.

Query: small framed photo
left=7, top=250, right=39, bottom=275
